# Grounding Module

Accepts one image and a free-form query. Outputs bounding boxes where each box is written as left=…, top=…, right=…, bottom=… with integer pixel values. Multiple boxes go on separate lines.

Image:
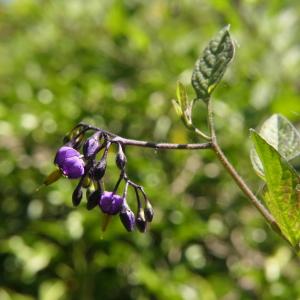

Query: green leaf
left=171, top=99, right=183, bottom=118
left=250, top=148, right=265, bottom=179
left=176, top=81, right=188, bottom=113
left=175, top=81, right=193, bottom=127
left=250, top=114, right=300, bottom=178
left=251, top=130, right=300, bottom=251
left=191, top=25, right=235, bottom=102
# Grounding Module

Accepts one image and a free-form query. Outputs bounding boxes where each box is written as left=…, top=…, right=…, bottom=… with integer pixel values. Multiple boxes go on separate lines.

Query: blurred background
left=1, top=0, right=300, bottom=299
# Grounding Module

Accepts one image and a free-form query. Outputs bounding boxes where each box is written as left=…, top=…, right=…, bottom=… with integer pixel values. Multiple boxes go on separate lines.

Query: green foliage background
left=1, top=1, right=300, bottom=299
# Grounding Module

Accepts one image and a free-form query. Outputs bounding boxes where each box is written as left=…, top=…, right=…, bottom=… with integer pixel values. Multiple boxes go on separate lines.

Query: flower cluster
left=45, top=124, right=154, bottom=233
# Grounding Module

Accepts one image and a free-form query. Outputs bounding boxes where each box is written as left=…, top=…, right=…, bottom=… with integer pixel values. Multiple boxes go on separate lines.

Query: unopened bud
left=87, top=189, right=102, bottom=210
left=93, top=159, right=106, bottom=180
left=63, top=125, right=85, bottom=144
left=83, top=133, right=101, bottom=158
left=120, top=206, right=135, bottom=232
left=136, top=210, right=147, bottom=233
left=73, top=133, right=85, bottom=149
left=72, top=186, right=83, bottom=207
left=82, top=176, right=91, bottom=188
left=144, top=201, right=154, bottom=222
left=116, top=144, right=126, bottom=170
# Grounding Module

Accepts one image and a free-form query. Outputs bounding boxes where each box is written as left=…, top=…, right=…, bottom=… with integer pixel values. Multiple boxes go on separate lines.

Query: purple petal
left=54, top=146, right=81, bottom=166
left=99, top=191, right=124, bottom=215
left=61, top=157, right=85, bottom=179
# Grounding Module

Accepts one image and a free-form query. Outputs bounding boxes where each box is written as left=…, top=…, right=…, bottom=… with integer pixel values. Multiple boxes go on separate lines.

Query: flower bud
left=63, top=132, right=84, bottom=148
left=99, top=191, right=124, bottom=215
left=83, top=133, right=101, bottom=158
left=116, top=144, right=126, bottom=170
left=54, top=146, right=85, bottom=179
left=72, top=133, right=85, bottom=149
left=144, top=201, right=154, bottom=222
left=136, top=210, right=147, bottom=233
left=93, top=159, right=107, bottom=180
left=120, top=206, right=135, bottom=232
left=72, top=186, right=83, bottom=206
left=63, top=125, right=85, bottom=145
left=87, top=189, right=102, bottom=210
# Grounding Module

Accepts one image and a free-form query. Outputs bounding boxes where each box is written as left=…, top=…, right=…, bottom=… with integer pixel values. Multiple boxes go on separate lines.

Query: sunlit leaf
left=251, top=130, right=300, bottom=252
left=250, top=114, right=300, bottom=178
left=191, top=25, right=234, bottom=102
left=176, top=81, right=188, bottom=113
left=175, top=81, right=193, bottom=127
left=171, top=99, right=183, bottom=117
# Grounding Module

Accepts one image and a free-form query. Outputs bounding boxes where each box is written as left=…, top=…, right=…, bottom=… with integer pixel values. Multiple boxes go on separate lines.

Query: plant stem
left=192, top=125, right=211, bottom=141
left=76, top=114, right=290, bottom=242
left=205, top=100, right=288, bottom=241
left=76, top=123, right=212, bottom=150
left=111, top=136, right=212, bottom=150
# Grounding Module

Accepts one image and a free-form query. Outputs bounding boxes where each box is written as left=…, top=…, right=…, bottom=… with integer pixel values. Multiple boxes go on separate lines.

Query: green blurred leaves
left=251, top=130, right=300, bottom=253
left=1, top=1, right=300, bottom=299
left=191, top=26, right=234, bottom=102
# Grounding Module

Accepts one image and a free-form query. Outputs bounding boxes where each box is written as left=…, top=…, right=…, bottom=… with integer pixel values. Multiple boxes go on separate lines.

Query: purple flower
left=99, top=191, right=124, bottom=215
left=120, top=206, right=135, bottom=232
left=54, top=146, right=85, bottom=179
left=54, top=146, right=80, bottom=165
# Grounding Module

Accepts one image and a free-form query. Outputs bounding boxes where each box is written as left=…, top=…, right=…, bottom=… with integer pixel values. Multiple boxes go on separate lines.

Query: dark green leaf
left=191, top=25, right=234, bottom=102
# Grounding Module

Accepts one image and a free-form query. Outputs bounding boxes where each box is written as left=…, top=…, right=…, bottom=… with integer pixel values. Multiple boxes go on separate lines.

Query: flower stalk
left=45, top=102, right=290, bottom=243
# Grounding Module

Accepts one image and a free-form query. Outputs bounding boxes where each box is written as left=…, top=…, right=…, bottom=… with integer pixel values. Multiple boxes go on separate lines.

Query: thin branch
left=206, top=100, right=289, bottom=243
left=111, top=136, right=212, bottom=150
left=76, top=123, right=212, bottom=150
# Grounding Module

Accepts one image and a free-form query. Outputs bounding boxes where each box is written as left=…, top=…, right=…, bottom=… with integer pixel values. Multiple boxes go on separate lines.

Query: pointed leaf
left=171, top=99, right=183, bottom=117
left=191, top=25, right=235, bottom=102
left=251, top=130, right=300, bottom=251
left=176, top=81, right=188, bottom=113
left=250, top=148, right=265, bottom=179
left=43, top=169, right=62, bottom=186
left=176, top=81, right=193, bottom=127
left=260, top=114, right=300, bottom=160
left=250, top=114, right=300, bottom=177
